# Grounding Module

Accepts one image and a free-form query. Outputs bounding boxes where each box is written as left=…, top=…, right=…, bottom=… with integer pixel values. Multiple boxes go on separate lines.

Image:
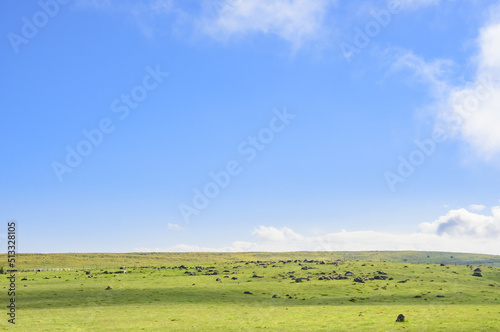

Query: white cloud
left=252, top=225, right=303, bottom=241
left=469, top=204, right=486, bottom=212
left=167, top=223, right=183, bottom=230
left=136, top=206, right=500, bottom=255
left=199, top=0, right=334, bottom=50
left=418, top=206, right=500, bottom=237
left=393, top=5, right=500, bottom=161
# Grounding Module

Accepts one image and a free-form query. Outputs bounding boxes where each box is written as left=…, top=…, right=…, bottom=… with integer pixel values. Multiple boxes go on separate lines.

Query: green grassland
left=1, top=251, right=499, bottom=331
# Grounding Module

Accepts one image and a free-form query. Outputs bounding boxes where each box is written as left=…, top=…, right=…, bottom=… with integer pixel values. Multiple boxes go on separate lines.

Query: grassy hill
left=1, top=251, right=499, bottom=331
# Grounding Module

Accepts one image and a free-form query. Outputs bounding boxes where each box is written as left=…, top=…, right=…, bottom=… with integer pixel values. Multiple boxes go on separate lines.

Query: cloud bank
left=136, top=205, right=500, bottom=255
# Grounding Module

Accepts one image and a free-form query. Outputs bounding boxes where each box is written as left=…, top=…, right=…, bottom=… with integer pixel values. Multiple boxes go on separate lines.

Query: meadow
left=1, top=251, right=499, bottom=331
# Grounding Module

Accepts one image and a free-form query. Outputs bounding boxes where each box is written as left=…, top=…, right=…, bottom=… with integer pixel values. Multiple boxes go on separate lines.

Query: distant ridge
left=3, top=251, right=500, bottom=269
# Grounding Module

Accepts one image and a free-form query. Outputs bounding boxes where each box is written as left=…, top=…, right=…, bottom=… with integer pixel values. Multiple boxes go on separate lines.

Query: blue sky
left=2, top=0, right=500, bottom=254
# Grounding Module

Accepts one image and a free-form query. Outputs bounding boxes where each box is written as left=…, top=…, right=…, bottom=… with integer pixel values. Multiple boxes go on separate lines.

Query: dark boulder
left=396, top=314, right=405, bottom=322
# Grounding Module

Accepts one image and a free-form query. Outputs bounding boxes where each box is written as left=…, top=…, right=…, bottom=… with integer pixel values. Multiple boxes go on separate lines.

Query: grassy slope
left=1, top=251, right=499, bottom=331
left=3, top=250, right=500, bottom=270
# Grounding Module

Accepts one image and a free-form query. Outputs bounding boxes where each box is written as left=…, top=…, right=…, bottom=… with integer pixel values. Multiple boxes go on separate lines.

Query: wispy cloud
left=167, top=223, right=183, bottom=230
left=74, top=0, right=451, bottom=52
left=198, top=0, right=334, bottom=50
left=75, top=0, right=175, bottom=37
left=390, top=49, right=454, bottom=98
left=252, top=225, right=303, bottom=241
left=469, top=204, right=486, bottom=212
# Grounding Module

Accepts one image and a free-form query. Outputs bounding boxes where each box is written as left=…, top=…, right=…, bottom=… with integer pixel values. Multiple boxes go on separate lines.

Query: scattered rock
left=436, top=295, right=445, bottom=298
left=353, top=277, right=365, bottom=283
left=272, top=295, right=278, bottom=298
left=472, top=272, right=483, bottom=277
left=244, top=291, right=253, bottom=295
left=105, top=286, right=112, bottom=290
